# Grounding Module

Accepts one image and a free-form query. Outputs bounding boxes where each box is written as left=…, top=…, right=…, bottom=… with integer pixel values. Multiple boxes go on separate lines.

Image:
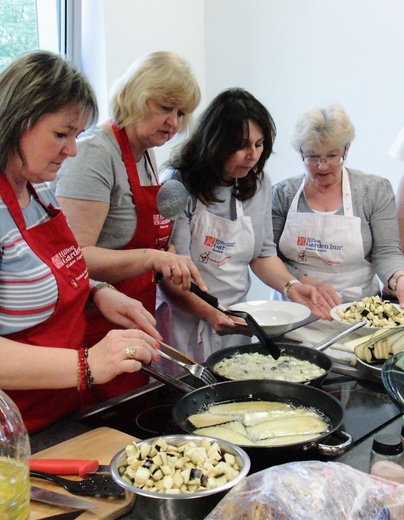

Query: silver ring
left=172, top=265, right=179, bottom=270
left=125, top=346, right=137, bottom=359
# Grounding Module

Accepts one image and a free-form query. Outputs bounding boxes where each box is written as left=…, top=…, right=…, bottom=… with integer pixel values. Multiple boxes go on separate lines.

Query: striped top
left=0, top=183, right=59, bottom=334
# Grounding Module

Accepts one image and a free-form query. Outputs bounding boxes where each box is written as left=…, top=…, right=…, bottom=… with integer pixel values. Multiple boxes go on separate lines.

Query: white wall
left=81, top=0, right=404, bottom=300
left=82, top=0, right=206, bottom=165
left=204, top=0, right=404, bottom=193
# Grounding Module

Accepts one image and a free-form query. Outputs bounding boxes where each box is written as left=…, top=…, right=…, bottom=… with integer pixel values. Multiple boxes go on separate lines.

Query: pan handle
left=313, top=321, right=366, bottom=351
left=314, top=430, right=353, bottom=457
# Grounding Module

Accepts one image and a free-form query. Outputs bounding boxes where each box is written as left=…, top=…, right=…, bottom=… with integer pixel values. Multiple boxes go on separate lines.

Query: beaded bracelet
left=77, top=347, right=94, bottom=391
left=89, top=282, right=117, bottom=300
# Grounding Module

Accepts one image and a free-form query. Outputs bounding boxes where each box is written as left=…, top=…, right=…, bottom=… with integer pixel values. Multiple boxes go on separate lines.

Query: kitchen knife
left=31, top=485, right=98, bottom=510
left=42, top=512, right=84, bottom=520
left=30, top=459, right=110, bottom=477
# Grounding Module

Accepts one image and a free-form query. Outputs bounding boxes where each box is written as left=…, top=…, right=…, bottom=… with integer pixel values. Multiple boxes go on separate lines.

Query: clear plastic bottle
left=0, top=389, right=31, bottom=519
left=370, top=433, right=404, bottom=484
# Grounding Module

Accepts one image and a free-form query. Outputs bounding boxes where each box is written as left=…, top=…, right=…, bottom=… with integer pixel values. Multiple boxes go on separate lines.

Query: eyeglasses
left=300, top=146, right=347, bottom=166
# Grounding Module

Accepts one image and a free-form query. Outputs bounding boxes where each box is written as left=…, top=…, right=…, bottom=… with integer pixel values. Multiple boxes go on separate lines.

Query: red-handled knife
left=29, top=458, right=109, bottom=478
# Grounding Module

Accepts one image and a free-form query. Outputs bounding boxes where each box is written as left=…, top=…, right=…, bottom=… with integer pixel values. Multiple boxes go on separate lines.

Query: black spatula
left=190, top=282, right=281, bottom=359
left=30, top=470, right=124, bottom=497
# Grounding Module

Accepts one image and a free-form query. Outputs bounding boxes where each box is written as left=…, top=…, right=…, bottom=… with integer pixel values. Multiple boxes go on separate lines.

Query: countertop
left=29, top=381, right=403, bottom=519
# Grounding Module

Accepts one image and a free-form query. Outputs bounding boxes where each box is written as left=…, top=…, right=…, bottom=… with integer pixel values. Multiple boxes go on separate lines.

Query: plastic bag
left=205, top=460, right=404, bottom=520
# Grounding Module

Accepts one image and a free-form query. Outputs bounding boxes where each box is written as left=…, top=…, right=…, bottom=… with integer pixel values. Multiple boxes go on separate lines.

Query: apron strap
left=292, top=167, right=353, bottom=216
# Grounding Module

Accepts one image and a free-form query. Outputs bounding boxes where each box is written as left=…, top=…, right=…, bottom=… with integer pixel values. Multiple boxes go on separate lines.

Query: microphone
left=157, top=179, right=190, bottom=248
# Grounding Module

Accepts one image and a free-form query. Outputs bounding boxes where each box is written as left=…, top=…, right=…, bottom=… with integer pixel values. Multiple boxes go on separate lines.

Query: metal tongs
left=155, top=339, right=217, bottom=386
left=190, top=282, right=281, bottom=359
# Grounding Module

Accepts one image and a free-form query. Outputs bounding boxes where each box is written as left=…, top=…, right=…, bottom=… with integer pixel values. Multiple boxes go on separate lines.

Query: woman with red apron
left=0, top=50, right=160, bottom=433
left=83, top=124, right=171, bottom=402
left=0, top=175, right=88, bottom=433
left=55, top=53, right=204, bottom=400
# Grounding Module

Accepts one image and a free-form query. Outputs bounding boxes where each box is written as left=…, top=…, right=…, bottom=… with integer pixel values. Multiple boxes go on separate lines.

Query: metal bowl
left=110, top=434, right=251, bottom=520
left=355, top=357, right=383, bottom=381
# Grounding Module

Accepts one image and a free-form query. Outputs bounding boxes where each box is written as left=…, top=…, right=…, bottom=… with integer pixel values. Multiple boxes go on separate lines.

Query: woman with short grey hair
left=272, top=101, right=404, bottom=306
left=290, top=102, right=355, bottom=153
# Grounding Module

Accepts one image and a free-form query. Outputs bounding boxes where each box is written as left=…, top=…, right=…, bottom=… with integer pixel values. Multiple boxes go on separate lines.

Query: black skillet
left=206, top=321, right=366, bottom=387
left=172, top=379, right=352, bottom=471
left=206, top=341, right=331, bottom=387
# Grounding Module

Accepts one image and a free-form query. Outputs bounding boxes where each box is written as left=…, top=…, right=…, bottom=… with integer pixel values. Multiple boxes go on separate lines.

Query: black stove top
left=78, top=371, right=401, bottom=447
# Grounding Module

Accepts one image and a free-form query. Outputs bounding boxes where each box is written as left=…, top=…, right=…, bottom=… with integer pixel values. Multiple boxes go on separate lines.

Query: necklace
left=233, top=178, right=239, bottom=196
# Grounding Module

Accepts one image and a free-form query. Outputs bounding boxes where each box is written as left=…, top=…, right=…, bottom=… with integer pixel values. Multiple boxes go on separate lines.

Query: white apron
left=275, top=168, right=379, bottom=302
left=156, top=195, right=255, bottom=363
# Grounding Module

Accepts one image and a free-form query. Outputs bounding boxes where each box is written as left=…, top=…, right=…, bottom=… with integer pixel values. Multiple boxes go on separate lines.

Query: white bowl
left=330, top=301, right=403, bottom=336
left=229, top=300, right=311, bottom=336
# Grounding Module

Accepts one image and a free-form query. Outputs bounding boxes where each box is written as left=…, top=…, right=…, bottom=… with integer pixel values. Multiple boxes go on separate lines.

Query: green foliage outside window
left=0, top=0, right=38, bottom=72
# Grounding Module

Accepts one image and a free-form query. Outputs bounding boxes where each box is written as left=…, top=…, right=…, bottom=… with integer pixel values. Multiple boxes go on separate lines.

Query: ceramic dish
left=229, top=300, right=311, bottom=336
left=330, top=301, right=403, bottom=336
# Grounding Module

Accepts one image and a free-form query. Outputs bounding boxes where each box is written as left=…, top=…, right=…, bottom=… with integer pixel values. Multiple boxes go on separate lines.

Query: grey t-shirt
left=161, top=169, right=277, bottom=260
left=55, top=127, right=158, bottom=249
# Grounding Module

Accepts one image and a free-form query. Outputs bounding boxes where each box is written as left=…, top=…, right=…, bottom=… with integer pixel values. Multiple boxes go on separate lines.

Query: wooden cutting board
left=30, top=427, right=139, bottom=519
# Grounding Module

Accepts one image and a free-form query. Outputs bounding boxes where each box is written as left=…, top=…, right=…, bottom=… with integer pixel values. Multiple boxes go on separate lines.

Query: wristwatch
left=283, top=279, right=301, bottom=298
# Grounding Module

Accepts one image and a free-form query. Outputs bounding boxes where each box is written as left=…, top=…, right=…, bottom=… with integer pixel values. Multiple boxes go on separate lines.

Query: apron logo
left=204, top=236, right=236, bottom=254
left=198, top=252, right=210, bottom=264
left=153, top=213, right=170, bottom=226
left=204, top=236, right=216, bottom=247
left=298, top=251, right=307, bottom=262
left=51, top=245, right=83, bottom=269
left=297, top=236, right=343, bottom=253
left=69, top=275, right=80, bottom=289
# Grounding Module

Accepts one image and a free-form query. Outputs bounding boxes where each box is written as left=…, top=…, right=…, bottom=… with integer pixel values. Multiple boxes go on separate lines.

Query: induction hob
left=78, top=368, right=401, bottom=448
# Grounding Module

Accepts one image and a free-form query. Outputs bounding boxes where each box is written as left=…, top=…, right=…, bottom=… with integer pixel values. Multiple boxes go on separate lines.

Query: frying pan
left=206, top=341, right=331, bottom=387
left=172, top=379, right=352, bottom=472
left=206, top=320, right=366, bottom=387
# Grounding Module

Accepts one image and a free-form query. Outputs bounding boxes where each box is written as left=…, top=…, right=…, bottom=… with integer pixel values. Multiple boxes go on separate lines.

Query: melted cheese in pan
left=214, top=353, right=326, bottom=382
left=189, top=400, right=330, bottom=446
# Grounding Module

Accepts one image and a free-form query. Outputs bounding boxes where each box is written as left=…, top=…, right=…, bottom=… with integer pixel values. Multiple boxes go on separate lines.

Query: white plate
left=229, top=300, right=311, bottom=336
left=330, top=301, right=402, bottom=336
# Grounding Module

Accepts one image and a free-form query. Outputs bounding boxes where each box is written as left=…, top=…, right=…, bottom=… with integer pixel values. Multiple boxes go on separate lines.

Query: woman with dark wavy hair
left=156, top=88, right=331, bottom=362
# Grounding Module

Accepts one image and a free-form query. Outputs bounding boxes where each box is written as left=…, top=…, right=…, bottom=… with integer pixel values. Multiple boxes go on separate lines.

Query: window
left=0, top=0, right=80, bottom=72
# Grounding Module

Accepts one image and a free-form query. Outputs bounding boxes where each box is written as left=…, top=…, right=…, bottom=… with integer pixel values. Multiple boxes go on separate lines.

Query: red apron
left=83, top=123, right=171, bottom=402
left=0, top=175, right=89, bottom=433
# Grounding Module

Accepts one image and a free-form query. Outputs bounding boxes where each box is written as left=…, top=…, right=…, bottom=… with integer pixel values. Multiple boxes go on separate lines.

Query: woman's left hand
left=93, top=287, right=162, bottom=339
left=288, top=283, right=333, bottom=320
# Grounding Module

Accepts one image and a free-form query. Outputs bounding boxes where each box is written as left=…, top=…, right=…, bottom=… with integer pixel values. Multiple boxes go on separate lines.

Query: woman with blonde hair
left=56, top=51, right=205, bottom=401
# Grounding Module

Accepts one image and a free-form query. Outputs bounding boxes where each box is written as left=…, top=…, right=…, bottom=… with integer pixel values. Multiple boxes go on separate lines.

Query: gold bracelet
left=392, top=273, right=404, bottom=293
left=90, top=282, right=117, bottom=300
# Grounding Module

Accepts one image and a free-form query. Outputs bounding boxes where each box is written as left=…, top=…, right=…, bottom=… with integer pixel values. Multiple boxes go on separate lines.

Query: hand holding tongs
left=190, top=282, right=281, bottom=359
left=155, top=339, right=217, bottom=386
